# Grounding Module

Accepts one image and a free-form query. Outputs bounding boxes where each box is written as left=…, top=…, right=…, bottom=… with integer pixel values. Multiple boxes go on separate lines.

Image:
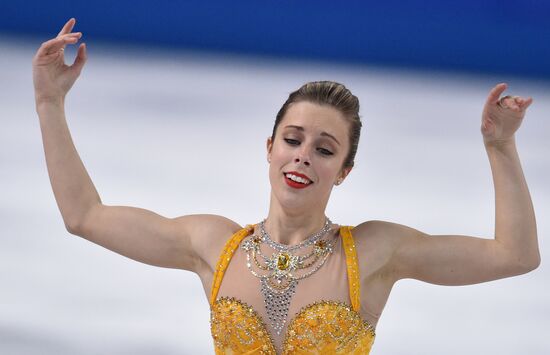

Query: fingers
left=487, top=83, right=533, bottom=112
left=57, top=18, right=76, bottom=37
left=486, top=83, right=508, bottom=105
left=58, top=32, right=82, bottom=51
left=37, top=32, right=82, bottom=57
left=518, top=97, right=533, bottom=110
left=499, top=95, right=533, bottom=112
left=499, top=96, right=518, bottom=110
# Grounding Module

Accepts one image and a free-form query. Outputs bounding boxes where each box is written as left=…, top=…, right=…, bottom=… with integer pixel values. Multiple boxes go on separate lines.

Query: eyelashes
left=283, top=138, right=334, bottom=156
left=318, top=148, right=334, bottom=156
left=284, top=138, right=300, bottom=145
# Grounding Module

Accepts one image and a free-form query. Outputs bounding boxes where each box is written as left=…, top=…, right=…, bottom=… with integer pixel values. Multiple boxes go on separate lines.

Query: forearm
left=37, top=98, right=101, bottom=231
left=485, top=137, right=540, bottom=269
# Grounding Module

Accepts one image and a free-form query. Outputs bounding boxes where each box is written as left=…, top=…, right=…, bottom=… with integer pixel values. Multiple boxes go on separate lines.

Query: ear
left=335, top=166, right=353, bottom=185
left=266, top=136, right=273, bottom=163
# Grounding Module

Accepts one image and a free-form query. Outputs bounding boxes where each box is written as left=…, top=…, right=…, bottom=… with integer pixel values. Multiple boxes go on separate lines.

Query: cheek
left=268, top=152, right=285, bottom=177
left=318, top=167, right=337, bottom=183
left=271, top=145, right=290, bottom=163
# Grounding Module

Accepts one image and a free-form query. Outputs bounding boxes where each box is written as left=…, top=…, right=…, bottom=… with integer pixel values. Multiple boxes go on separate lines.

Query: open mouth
left=283, top=172, right=313, bottom=188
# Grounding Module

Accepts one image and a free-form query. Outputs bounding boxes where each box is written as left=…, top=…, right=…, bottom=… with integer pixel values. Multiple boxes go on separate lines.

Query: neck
left=263, top=194, right=331, bottom=245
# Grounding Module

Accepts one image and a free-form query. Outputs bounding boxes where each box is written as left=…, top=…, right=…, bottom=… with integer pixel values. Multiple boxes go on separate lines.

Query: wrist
left=483, top=136, right=516, bottom=151
left=35, top=95, right=65, bottom=109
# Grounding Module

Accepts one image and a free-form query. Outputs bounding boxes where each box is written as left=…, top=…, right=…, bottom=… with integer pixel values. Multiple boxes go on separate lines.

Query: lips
left=284, top=171, right=313, bottom=189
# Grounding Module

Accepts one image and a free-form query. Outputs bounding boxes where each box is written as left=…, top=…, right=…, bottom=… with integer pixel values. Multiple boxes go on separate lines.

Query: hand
left=481, top=83, right=533, bottom=147
left=32, top=18, right=87, bottom=104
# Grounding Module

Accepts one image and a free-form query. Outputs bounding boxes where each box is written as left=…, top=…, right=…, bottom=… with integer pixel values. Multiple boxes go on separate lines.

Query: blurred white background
left=1, top=36, right=549, bottom=354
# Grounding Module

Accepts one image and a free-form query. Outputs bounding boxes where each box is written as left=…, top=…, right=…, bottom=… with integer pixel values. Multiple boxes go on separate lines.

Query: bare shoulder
left=349, top=219, right=423, bottom=280
left=352, top=220, right=424, bottom=251
left=172, top=214, right=243, bottom=276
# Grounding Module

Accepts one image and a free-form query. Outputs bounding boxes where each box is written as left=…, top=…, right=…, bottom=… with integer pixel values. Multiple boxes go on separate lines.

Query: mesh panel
left=212, top=224, right=377, bottom=352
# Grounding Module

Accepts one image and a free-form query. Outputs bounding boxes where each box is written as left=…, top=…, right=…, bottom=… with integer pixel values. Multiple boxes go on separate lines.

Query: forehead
left=279, top=101, right=349, bottom=140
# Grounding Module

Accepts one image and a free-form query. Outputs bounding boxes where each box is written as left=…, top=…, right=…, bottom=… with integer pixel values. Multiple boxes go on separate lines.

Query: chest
left=216, top=245, right=377, bottom=353
left=199, top=226, right=394, bottom=353
left=229, top=239, right=350, bottom=334
left=210, top=296, right=375, bottom=354
left=203, top=234, right=392, bottom=312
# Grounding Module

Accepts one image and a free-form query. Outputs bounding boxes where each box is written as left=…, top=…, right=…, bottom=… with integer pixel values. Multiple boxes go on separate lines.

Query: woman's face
left=267, top=101, right=352, bottom=212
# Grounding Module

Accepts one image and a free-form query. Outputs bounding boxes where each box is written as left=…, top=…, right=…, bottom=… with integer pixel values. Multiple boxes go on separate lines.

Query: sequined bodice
left=209, top=224, right=376, bottom=354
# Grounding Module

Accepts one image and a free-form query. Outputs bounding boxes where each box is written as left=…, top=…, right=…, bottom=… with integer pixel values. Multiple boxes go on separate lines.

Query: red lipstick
left=284, top=171, right=313, bottom=189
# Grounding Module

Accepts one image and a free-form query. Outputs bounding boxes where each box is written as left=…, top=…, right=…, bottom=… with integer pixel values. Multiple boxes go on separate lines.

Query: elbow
left=65, top=218, right=83, bottom=235
left=525, top=256, right=541, bottom=272
left=515, top=255, right=541, bottom=274
left=65, top=222, right=78, bottom=235
left=64, top=204, right=100, bottom=235
left=500, top=241, right=541, bottom=275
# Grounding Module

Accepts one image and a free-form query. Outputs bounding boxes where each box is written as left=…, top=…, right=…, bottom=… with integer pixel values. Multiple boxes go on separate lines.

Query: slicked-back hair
left=272, top=81, right=362, bottom=169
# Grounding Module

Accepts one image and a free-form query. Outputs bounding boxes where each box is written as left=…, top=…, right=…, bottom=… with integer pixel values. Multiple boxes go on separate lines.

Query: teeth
left=285, top=173, right=311, bottom=184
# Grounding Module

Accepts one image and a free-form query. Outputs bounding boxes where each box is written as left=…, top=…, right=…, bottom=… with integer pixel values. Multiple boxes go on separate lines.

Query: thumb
left=70, top=42, right=87, bottom=75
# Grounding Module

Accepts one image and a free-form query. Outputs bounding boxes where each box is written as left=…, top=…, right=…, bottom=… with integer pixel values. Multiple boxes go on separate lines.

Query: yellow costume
left=210, top=224, right=376, bottom=354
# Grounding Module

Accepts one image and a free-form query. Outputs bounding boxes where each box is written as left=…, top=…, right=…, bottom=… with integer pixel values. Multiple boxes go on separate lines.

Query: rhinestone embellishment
left=241, top=218, right=336, bottom=335
left=209, top=225, right=377, bottom=354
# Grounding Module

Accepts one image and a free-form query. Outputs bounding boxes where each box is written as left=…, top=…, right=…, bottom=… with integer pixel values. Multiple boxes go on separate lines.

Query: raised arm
left=363, top=83, right=540, bottom=286
left=33, top=19, right=239, bottom=273
left=33, top=18, right=93, bottom=230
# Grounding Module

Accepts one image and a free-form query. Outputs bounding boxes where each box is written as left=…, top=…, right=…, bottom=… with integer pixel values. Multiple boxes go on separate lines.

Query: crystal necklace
left=241, top=218, right=336, bottom=335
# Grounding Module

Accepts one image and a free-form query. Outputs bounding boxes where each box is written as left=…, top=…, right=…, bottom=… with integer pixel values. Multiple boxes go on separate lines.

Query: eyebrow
left=283, top=125, right=341, bottom=145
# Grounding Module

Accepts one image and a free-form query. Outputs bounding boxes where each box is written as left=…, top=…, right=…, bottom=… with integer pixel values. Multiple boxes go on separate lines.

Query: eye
left=284, top=138, right=333, bottom=156
left=284, top=138, right=300, bottom=145
left=318, top=148, right=333, bottom=156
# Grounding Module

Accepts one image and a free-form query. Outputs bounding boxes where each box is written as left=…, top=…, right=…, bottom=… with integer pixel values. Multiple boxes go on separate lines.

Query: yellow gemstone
left=277, top=253, right=290, bottom=270
left=262, top=345, right=269, bottom=351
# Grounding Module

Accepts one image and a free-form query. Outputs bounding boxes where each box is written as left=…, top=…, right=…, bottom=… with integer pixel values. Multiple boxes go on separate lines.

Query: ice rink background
left=1, top=33, right=550, bottom=355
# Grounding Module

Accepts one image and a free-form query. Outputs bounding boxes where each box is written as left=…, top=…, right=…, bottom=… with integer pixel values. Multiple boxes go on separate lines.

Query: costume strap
left=340, top=226, right=361, bottom=312
left=210, top=224, right=255, bottom=305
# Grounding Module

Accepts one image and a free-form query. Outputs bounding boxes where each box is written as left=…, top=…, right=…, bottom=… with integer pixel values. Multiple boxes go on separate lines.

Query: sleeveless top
left=209, top=224, right=376, bottom=354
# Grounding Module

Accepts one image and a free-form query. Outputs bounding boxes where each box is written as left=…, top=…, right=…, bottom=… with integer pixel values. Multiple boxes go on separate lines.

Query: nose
left=294, top=147, right=311, bottom=166
left=294, top=157, right=310, bottom=166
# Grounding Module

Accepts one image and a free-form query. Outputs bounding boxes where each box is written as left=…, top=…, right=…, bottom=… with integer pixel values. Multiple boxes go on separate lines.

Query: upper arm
left=373, top=221, right=535, bottom=286
left=71, top=203, right=240, bottom=273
